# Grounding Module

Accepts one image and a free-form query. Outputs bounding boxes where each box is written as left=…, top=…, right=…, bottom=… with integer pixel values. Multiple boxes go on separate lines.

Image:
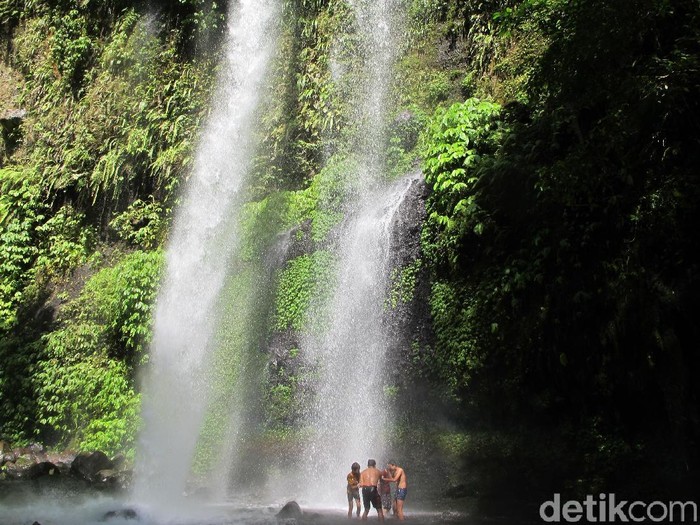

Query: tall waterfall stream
left=132, top=0, right=280, bottom=518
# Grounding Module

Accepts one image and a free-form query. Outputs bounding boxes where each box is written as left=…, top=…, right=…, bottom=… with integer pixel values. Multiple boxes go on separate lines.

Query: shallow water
left=1, top=501, right=469, bottom=525
left=0, top=482, right=473, bottom=525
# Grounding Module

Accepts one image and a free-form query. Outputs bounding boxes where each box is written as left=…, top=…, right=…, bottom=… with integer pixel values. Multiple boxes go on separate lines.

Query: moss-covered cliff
left=1, top=0, right=698, bottom=517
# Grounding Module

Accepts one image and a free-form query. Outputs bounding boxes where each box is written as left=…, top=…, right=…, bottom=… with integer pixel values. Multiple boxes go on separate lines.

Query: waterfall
left=298, top=0, right=407, bottom=505
left=133, top=0, right=279, bottom=514
left=351, top=0, right=403, bottom=189
left=300, top=173, right=420, bottom=505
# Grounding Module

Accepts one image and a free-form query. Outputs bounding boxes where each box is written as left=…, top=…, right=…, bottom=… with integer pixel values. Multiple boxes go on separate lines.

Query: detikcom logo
left=540, top=494, right=698, bottom=523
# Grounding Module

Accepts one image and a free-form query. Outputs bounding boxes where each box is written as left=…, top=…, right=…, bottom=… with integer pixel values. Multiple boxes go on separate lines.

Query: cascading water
left=300, top=173, right=420, bottom=505
left=351, top=0, right=402, bottom=188
left=133, top=0, right=279, bottom=515
left=299, top=0, right=407, bottom=505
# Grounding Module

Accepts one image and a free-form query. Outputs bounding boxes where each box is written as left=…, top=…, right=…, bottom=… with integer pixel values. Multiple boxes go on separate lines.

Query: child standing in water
left=347, top=462, right=361, bottom=518
left=379, top=465, right=393, bottom=515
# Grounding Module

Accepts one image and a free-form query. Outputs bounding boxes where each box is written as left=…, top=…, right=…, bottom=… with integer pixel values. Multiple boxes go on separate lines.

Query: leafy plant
left=35, top=204, right=96, bottom=279
left=35, top=337, right=140, bottom=456
left=422, top=97, right=505, bottom=266
left=0, top=178, right=43, bottom=330
left=30, top=249, right=162, bottom=451
left=109, top=198, right=164, bottom=249
left=386, top=258, right=422, bottom=310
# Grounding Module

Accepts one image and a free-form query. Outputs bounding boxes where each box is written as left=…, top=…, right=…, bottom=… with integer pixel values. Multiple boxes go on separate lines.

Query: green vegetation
left=274, top=250, right=336, bottom=332
left=386, top=258, right=421, bottom=310
left=405, top=0, right=700, bottom=507
left=1, top=0, right=698, bottom=513
left=422, top=98, right=505, bottom=265
left=0, top=0, right=212, bottom=449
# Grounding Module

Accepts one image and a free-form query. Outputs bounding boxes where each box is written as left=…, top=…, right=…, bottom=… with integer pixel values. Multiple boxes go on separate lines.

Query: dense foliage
left=413, top=0, right=700, bottom=503
left=0, top=0, right=212, bottom=451
left=1, top=0, right=698, bottom=513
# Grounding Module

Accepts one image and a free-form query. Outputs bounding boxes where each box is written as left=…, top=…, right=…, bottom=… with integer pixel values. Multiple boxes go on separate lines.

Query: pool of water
left=1, top=500, right=469, bottom=525
left=0, top=481, right=475, bottom=525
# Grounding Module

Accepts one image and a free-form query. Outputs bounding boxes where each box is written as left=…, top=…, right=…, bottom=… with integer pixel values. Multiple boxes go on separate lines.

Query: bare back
left=359, top=466, right=382, bottom=487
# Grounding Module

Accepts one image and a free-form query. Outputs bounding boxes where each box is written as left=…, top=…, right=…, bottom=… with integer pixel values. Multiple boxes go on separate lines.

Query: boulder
left=12, top=454, right=35, bottom=469
left=45, top=450, right=77, bottom=475
left=102, top=508, right=139, bottom=521
left=110, top=453, right=126, bottom=470
left=96, top=469, right=116, bottom=483
left=25, top=461, right=60, bottom=479
left=4, top=454, right=54, bottom=480
left=2, top=462, right=21, bottom=480
left=95, top=468, right=131, bottom=489
left=26, top=443, right=45, bottom=455
left=277, top=500, right=303, bottom=522
left=70, top=451, right=114, bottom=482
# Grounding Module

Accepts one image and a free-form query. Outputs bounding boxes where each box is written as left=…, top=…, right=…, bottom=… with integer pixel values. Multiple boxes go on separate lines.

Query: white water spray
left=299, top=0, right=407, bottom=505
left=300, top=173, right=420, bottom=505
left=133, top=0, right=279, bottom=514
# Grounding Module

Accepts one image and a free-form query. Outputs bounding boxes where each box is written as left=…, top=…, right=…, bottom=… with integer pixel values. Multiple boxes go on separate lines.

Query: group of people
left=346, top=459, right=407, bottom=521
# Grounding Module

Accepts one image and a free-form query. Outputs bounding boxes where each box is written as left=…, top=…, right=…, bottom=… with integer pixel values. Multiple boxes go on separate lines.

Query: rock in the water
left=102, top=508, right=139, bottom=521
left=26, top=461, right=60, bottom=479
left=70, top=451, right=114, bottom=482
left=2, top=455, right=52, bottom=480
left=277, top=500, right=303, bottom=521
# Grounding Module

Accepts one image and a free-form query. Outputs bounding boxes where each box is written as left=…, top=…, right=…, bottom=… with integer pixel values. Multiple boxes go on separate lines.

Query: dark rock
left=0, top=109, right=25, bottom=156
left=110, top=453, right=126, bottom=470
left=0, top=440, right=10, bottom=453
left=102, top=508, right=139, bottom=521
left=95, top=469, right=117, bottom=483
left=1, top=456, right=57, bottom=480
left=70, top=451, right=114, bottom=482
left=277, top=500, right=303, bottom=521
left=25, top=461, right=60, bottom=479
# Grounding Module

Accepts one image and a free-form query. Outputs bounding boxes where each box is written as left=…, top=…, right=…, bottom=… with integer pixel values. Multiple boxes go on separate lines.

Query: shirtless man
left=359, top=459, right=384, bottom=521
left=383, top=461, right=407, bottom=521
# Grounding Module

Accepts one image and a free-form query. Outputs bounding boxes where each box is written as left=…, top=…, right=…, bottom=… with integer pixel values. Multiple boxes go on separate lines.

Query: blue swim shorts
left=395, top=488, right=408, bottom=501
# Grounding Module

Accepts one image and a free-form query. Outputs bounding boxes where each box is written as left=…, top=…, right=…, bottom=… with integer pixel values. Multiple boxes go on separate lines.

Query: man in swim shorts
left=359, top=459, right=384, bottom=521
left=383, top=461, right=408, bottom=521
